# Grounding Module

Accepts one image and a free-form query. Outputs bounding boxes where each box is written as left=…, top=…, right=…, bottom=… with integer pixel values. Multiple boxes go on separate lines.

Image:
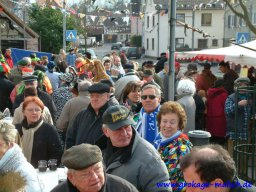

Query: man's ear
left=67, top=171, right=76, bottom=186
left=102, top=127, right=110, bottom=137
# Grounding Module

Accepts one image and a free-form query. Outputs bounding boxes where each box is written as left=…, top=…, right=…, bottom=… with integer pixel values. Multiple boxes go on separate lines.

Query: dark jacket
left=0, top=74, right=14, bottom=112
left=13, top=88, right=57, bottom=121
left=66, top=102, right=110, bottom=149
left=223, top=69, right=238, bottom=95
left=51, top=173, right=139, bottom=192
left=16, top=121, right=63, bottom=168
left=230, top=177, right=256, bottom=192
left=97, top=129, right=172, bottom=192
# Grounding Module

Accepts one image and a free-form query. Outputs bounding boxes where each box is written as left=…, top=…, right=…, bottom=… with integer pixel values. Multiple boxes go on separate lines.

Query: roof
left=153, top=0, right=224, bottom=10
left=0, top=1, right=39, bottom=38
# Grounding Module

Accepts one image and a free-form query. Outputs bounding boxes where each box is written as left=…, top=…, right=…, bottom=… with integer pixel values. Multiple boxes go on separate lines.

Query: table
left=37, top=168, right=67, bottom=192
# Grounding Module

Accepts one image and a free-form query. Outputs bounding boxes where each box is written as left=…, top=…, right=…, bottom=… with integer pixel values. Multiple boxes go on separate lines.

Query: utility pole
left=168, top=0, right=176, bottom=101
left=23, top=0, right=27, bottom=49
left=63, top=0, right=66, bottom=52
left=192, top=8, right=195, bottom=51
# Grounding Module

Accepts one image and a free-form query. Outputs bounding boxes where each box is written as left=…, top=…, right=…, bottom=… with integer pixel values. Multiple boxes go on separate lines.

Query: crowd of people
left=0, top=47, right=256, bottom=192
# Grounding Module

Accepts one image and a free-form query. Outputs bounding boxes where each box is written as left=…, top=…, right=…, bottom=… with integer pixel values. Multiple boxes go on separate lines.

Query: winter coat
left=206, top=87, right=228, bottom=137
left=66, top=102, right=110, bottom=149
left=51, top=173, right=139, bottom=192
left=57, top=92, right=91, bottom=131
left=97, top=129, right=172, bottom=192
left=223, top=69, right=238, bottom=95
left=0, top=74, right=14, bottom=112
left=0, top=143, right=41, bottom=192
left=177, top=94, right=196, bottom=133
left=195, top=69, right=217, bottom=92
left=16, top=121, right=63, bottom=168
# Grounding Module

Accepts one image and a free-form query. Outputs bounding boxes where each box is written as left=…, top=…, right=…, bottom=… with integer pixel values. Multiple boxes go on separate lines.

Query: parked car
left=78, top=48, right=97, bottom=59
left=126, top=47, right=141, bottom=59
left=111, top=43, right=122, bottom=50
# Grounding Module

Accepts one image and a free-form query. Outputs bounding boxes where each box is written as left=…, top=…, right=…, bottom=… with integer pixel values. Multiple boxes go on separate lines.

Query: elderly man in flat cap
left=97, top=105, right=172, bottom=192
left=66, top=82, right=117, bottom=149
left=52, top=144, right=139, bottom=192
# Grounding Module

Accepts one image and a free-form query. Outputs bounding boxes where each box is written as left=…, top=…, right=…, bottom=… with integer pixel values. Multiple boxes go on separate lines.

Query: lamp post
left=63, top=0, right=66, bottom=52
left=168, top=0, right=176, bottom=101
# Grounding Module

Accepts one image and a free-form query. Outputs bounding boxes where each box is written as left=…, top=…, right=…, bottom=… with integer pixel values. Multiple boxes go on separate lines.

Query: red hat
left=175, top=61, right=180, bottom=68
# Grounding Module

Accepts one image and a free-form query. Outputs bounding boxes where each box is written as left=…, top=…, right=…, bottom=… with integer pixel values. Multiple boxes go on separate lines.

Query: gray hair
left=0, top=121, right=18, bottom=144
left=142, top=84, right=161, bottom=97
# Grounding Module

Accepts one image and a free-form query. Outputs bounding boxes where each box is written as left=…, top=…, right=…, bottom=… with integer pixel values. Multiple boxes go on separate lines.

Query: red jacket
left=206, top=87, right=228, bottom=137
left=5, top=54, right=14, bottom=68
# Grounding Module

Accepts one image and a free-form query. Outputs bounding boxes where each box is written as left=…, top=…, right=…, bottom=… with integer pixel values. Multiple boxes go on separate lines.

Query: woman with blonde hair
left=0, top=121, right=41, bottom=191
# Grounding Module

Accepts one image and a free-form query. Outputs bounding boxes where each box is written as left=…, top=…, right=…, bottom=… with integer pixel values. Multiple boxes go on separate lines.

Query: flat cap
left=62, top=144, right=103, bottom=170
left=88, top=82, right=110, bottom=94
left=103, top=105, right=134, bottom=131
left=143, top=69, right=154, bottom=77
left=234, top=77, right=250, bottom=84
left=22, top=75, right=38, bottom=82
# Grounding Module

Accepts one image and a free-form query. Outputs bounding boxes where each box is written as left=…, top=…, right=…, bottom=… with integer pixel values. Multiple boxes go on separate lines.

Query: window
left=253, top=13, right=256, bottom=25
left=175, top=38, right=184, bottom=48
left=153, top=15, right=155, bottom=26
left=147, top=16, right=149, bottom=28
left=120, top=34, right=123, bottom=40
left=176, top=13, right=185, bottom=26
left=212, top=39, right=218, bottom=46
left=152, top=38, right=154, bottom=50
left=228, top=15, right=236, bottom=28
left=198, top=39, right=208, bottom=49
left=201, top=13, right=212, bottom=26
left=147, top=38, right=149, bottom=50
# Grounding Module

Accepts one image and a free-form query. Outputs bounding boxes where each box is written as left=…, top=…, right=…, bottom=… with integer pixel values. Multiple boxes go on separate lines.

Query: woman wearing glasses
left=15, top=96, right=62, bottom=168
left=153, top=101, right=193, bottom=192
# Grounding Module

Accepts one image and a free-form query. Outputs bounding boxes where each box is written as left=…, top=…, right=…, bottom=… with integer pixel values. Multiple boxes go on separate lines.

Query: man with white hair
left=57, top=80, right=92, bottom=132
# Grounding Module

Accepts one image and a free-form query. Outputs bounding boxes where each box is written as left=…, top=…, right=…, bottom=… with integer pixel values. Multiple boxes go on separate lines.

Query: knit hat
left=88, top=82, right=110, bottom=94
left=103, top=105, right=134, bottom=131
left=59, top=72, right=74, bottom=83
left=34, top=64, right=46, bottom=72
left=62, top=144, right=103, bottom=170
left=21, top=67, right=33, bottom=77
left=234, top=77, right=250, bottom=85
left=17, top=59, right=29, bottom=66
left=47, top=61, right=55, bottom=70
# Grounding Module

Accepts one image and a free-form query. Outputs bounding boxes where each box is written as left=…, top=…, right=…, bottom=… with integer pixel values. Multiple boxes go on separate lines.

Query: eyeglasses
left=77, top=165, right=103, bottom=180
left=25, top=108, right=42, bottom=113
left=141, top=95, right=157, bottom=100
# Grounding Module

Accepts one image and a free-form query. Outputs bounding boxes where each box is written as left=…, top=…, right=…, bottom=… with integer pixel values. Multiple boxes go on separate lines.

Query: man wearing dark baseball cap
left=66, top=82, right=116, bottom=149
left=97, top=105, right=172, bottom=192
left=52, top=143, right=139, bottom=192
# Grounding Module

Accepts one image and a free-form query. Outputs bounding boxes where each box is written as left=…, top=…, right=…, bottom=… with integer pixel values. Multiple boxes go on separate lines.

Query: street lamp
left=168, top=0, right=176, bottom=101
left=63, top=0, right=66, bottom=52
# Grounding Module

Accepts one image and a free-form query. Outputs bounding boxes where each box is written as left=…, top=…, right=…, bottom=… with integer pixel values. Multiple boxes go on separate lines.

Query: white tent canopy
left=176, top=40, right=256, bottom=66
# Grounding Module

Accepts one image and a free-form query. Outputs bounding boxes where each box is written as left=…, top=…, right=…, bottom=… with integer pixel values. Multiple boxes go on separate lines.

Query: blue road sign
left=236, top=32, right=250, bottom=44
left=66, top=30, right=77, bottom=42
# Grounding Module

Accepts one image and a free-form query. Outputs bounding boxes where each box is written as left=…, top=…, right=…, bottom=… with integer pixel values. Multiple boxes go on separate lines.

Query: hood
left=207, top=87, right=227, bottom=98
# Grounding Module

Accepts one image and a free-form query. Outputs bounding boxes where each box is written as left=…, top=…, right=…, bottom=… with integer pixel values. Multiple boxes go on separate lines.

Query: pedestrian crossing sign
left=66, top=30, right=77, bottom=42
left=236, top=32, right=250, bottom=44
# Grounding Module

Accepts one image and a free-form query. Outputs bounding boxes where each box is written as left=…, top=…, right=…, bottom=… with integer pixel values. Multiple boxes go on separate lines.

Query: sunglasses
left=141, top=95, right=157, bottom=100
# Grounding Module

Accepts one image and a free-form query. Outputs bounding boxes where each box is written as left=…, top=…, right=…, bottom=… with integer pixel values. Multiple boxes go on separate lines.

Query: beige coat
left=12, top=102, right=53, bottom=125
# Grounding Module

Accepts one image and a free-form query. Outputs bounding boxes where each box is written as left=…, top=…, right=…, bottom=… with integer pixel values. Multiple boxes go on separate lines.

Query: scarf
left=0, top=144, right=27, bottom=175
left=153, top=131, right=182, bottom=150
left=136, top=105, right=160, bottom=144
left=21, top=118, right=43, bottom=163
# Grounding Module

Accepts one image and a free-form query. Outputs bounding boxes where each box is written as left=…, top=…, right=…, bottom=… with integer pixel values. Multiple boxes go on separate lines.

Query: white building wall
left=143, top=2, right=225, bottom=58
